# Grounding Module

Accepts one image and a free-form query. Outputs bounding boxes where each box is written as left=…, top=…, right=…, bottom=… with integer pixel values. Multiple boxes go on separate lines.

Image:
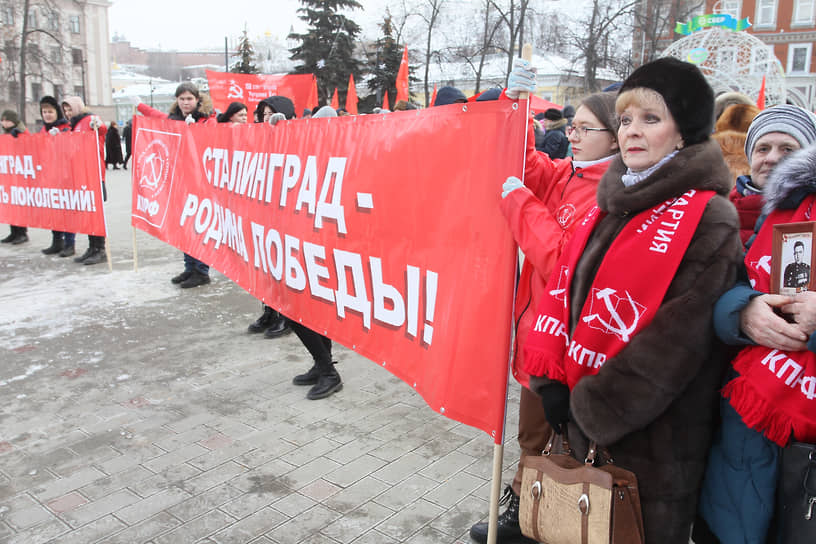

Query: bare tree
left=489, top=0, right=532, bottom=85
left=3, top=0, right=72, bottom=123
left=567, top=0, right=637, bottom=92
left=633, top=0, right=704, bottom=65
left=417, top=0, right=445, bottom=107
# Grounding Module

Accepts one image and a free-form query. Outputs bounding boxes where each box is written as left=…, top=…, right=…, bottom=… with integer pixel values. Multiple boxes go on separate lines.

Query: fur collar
left=762, top=143, right=816, bottom=214
left=597, top=138, right=732, bottom=216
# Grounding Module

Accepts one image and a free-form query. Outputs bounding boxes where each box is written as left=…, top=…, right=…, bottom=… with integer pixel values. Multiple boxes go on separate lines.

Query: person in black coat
left=538, top=108, right=570, bottom=159
left=39, top=96, right=72, bottom=255
left=105, top=121, right=123, bottom=169
left=121, top=120, right=132, bottom=170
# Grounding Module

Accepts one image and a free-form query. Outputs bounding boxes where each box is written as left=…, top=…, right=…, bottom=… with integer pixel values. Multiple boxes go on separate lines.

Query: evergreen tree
left=289, top=0, right=363, bottom=106
left=231, top=28, right=259, bottom=74
left=365, top=14, right=402, bottom=110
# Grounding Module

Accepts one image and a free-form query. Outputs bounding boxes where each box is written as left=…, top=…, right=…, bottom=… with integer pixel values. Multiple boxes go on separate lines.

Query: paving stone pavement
left=0, top=168, right=523, bottom=543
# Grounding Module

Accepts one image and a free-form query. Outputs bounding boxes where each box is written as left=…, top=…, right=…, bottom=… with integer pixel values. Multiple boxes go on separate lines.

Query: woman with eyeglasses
left=470, top=91, right=621, bottom=543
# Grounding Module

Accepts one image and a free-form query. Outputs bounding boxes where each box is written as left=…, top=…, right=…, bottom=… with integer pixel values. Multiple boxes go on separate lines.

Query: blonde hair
left=615, top=87, right=667, bottom=116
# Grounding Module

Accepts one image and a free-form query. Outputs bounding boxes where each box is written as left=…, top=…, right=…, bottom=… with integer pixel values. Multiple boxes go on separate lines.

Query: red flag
left=346, top=74, right=358, bottom=115
left=396, top=45, right=409, bottom=102
left=430, top=84, right=438, bottom=107
left=205, top=70, right=314, bottom=120
left=307, top=76, right=318, bottom=110
left=382, top=89, right=390, bottom=110
left=330, top=87, right=339, bottom=109
left=757, top=75, right=766, bottom=110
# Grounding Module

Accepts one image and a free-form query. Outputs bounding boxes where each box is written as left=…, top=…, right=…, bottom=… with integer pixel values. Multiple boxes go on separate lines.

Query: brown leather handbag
left=518, top=430, right=644, bottom=544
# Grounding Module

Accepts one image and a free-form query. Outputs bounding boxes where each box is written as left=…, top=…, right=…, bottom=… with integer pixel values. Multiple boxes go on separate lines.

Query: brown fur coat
left=531, top=139, right=742, bottom=543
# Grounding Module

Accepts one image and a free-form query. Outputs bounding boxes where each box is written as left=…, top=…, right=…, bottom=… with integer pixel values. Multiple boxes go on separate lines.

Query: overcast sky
left=109, top=0, right=389, bottom=51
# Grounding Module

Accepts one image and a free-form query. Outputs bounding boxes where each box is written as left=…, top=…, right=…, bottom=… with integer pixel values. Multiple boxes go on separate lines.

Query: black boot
left=306, top=361, right=342, bottom=400
left=83, top=248, right=107, bottom=265
left=0, top=230, right=13, bottom=243
left=293, top=360, right=335, bottom=386
left=264, top=312, right=291, bottom=338
left=248, top=306, right=275, bottom=333
left=171, top=270, right=192, bottom=284
left=59, top=243, right=75, bottom=257
left=74, top=246, right=94, bottom=263
left=468, top=485, right=537, bottom=544
left=9, top=226, right=28, bottom=245
left=180, top=270, right=210, bottom=288
left=42, top=232, right=64, bottom=255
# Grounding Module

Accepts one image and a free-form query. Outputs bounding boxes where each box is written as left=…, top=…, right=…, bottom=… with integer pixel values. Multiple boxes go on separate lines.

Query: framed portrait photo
left=772, top=221, right=816, bottom=295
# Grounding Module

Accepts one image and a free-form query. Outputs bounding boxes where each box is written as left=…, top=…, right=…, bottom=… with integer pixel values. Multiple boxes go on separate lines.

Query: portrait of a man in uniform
left=783, top=240, right=811, bottom=289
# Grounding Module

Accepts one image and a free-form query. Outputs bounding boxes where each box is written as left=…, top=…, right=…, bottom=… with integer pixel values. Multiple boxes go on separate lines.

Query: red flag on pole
left=382, top=89, right=390, bottom=111
left=346, top=74, right=358, bottom=115
left=330, top=87, right=339, bottom=110
left=430, top=84, right=438, bottom=107
left=395, top=46, right=409, bottom=102
left=757, top=75, right=766, bottom=110
left=308, top=76, right=318, bottom=110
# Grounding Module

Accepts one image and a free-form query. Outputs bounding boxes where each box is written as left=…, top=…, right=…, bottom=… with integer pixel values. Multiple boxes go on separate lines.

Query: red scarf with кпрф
left=522, top=189, right=714, bottom=390
left=724, top=194, right=816, bottom=447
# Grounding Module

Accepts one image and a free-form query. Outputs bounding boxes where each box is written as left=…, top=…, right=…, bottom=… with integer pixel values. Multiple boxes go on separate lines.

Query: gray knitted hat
left=744, top=104, right=816, bottom=158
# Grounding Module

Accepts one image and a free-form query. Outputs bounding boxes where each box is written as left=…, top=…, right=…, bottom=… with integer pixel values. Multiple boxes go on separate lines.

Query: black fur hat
left=619, top=57, right=714, bottom=146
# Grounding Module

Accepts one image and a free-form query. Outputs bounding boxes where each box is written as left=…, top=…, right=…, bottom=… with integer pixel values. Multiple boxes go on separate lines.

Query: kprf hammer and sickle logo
left=140, top=152, right=164, bottom=190
left=582, top=287, right=644, bottom=342
left=228, top=82, right=244, bottom=99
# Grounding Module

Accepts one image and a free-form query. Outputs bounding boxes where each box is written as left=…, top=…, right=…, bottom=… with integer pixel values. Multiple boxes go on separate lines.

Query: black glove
left=539, top=382, right=570, bottom=435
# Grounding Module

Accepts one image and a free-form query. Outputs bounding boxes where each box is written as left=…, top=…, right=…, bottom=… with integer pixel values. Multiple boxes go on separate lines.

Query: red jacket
left=501, top=120, right=614, bottom=386
left=70, top=113, right=107, bottom=180
left=728, top=186, right=763, bottom=247
left=136, top=103, right=212, bottom=124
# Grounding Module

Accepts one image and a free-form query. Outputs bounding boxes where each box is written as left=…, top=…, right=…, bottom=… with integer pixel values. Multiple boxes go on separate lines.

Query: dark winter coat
left=121, top=123, right=132, bottom=153
left=530, top=139, right=742, bottom=543
left=105, top=125, right=123, bottom=165
left=538, top=120, right=569, bottom=160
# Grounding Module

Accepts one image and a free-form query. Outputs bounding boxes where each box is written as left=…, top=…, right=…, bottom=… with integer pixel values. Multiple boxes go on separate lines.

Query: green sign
left=675, top=13, right=752, bottom=35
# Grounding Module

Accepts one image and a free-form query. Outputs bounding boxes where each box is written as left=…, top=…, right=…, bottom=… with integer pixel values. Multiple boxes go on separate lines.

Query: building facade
left=632, top=1, right=816, bottom=108
left=0, top=0, right=112, bottom=120
left=709, top=0, right=816, bottom=108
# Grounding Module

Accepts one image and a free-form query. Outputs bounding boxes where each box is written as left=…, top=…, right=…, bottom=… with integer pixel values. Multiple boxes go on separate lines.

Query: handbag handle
left=542, top=429, right=613, bottom=466
left=543, top=429, right=573, bottom=456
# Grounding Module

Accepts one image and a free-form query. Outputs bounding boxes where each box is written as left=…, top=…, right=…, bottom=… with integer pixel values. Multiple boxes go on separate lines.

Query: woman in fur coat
left=520, top=58, right=742, bottom=543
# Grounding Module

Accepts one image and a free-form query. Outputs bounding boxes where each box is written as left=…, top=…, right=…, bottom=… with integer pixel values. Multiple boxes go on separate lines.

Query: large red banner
left=131, top=102, right=524, bottom=440
left=0, top=131, right=107, bottom=236
left=206, top=71, right=315, bottom=117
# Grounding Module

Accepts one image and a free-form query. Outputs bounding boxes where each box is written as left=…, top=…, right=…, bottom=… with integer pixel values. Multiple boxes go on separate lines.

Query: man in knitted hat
left=728, top=104, right=816, bottom=245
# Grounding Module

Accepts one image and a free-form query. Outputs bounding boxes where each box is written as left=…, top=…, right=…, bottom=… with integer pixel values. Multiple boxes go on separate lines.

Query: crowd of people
left=4, top=56, right=816, bottom=542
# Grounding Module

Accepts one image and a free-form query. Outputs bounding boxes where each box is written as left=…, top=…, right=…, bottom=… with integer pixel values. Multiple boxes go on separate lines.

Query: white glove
left=268, top=112, right=286, bottom=126
left=506, top=58, right=537, bottom=100
left=185, top=114, right=195, bottom=125
left=88, top=115, right=102, bottom=130
left=132, top=96, right=141, bottom=105
left=48, top=127, right=60, bottom=135
left=502, top=176, right=525, bottom=198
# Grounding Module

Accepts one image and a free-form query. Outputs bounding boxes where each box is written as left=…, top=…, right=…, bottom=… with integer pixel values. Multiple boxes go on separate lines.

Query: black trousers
left=287, top=320, right=332, bottom=365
